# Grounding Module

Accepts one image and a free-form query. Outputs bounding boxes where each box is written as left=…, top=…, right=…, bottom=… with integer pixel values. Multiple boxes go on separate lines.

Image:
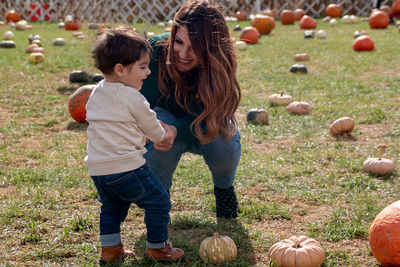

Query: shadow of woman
left=132, top=214, right=257, bottom=266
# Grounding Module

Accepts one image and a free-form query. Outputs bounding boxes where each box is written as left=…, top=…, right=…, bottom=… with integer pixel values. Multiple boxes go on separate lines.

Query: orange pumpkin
left=251, top=14, right=275, bottom=34
left=392, top=0, right=400, bottom=15
left=326, top=3, right=342, bottom=18
left=68, top=85, right=95, bottom=123
left=65, top=21, right=81, bottom=31
left=353, top=35, right=374, bottom=51
left=280, top=9, right=295, bottom=25
left=5, top=10, right=20, bottom=23
left=240, top=27, right=259, bottom=44
left=369, top=200, right=400, bottom=266
left=235, top=11, right=247, bottom=21
left=369, top=10, right=390, bottom=29
left=294, top=8, right=305, bottom=21
left=299, top=15, right=317, bottom=29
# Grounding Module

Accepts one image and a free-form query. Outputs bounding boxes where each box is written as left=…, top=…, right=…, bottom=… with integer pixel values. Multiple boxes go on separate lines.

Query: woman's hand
left=154, top=122, right=177, bottom=151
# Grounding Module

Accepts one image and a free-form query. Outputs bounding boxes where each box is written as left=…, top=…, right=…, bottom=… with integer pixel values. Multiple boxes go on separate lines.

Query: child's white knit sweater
left=84, top=80, right=165, bottom=176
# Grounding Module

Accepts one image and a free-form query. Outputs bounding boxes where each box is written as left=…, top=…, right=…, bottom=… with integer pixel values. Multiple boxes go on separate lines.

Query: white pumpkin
left=199, top=233, right=237, bottom=263
left=363, top=158, right=395, bottom=175
left=287, top=101, right=312, bottom=115
left=342, top=15, right=352, bottom=24
left=234, top=40, right=247, bottom=50
left=329, top=18, right=338, bottom=26
left=3, top=31, right=14, bottom=40
left=350, top=15, right=359, bottom=23
left=268, top=92, right=293, bottom=105
left=316, top=30, right=327, bottom=39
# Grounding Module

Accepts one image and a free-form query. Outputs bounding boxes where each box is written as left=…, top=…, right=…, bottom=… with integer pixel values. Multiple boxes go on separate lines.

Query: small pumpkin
left=26, top=44, right=39, bottom=53
left=287, top=101, right=312, bottom=115
left=329, top=18, right=338, bottom=26
left=294, top=8, right=305, bottom=21
left=299, top=15, right=317, bottom=29
left=342, top=15, right=352, bottom=24
left=363, top=146, right=395, bottom=175
left=350, top=15, right=359, bottom=23
left=353, top=35, right=375, bottom=51
left=353, top=30, right=368, bottom=39
left=304, top=30, right=315, bottom=39
left=69, top=70, right=92, bottom=83
left=240, top=26, right=259, bottom=44
left=5, top=10, right=20, bottom=23
left=268, top=92, right=293, bottom=106
left=316, top=30, right=327, bottom=39
left=68, top=85, right=96, bottom=123
left=247, top=108, right=268, bottom=124
left=3, top=31, right=14, bottom=40
left=0, top=40, right=16, bottom=48
left=251, top=14, right=275, bottom=34
left=262, top=8, right=276, bottom=18
left=326, top=3, right=342, bottom=18
left=65, top=21, right=81, bottom=31
left=280, top=9, right=295, bottom=25
left=199, top=233, right=237, bottom=264
left=233, top=40, right=247, bottom=50
left=369, top=200, right=400, bottom=266
left=268, top=235, right=325, bottom=267
left=289, top=64, right=307, bottom=74
left=369, top=10, right=390, bottom=29
left=28, top=52, right=45, bottom=63
left=294, top=53, right=309, bottom=61
left=235, top=11, right=247, bottom=21
left=53, top=38, right=66, bottom=46
left=329, top=117, right=355, bottom=136
left=28, top=34, right=41, bottom=44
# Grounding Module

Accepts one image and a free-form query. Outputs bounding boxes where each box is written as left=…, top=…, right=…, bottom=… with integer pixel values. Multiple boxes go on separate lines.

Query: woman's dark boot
left=214, top=186, right=239, bottom=218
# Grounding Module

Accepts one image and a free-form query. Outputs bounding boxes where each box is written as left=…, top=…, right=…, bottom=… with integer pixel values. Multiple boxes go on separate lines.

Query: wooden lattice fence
left=0, top=0, right=395, bottom=24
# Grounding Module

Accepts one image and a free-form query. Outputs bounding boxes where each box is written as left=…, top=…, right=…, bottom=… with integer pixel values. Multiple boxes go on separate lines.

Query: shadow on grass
left=130, top=214, right=256, bottom=266
left=66, top=121, right=88, bottom=131
left=333, top=135, right=358, bottom=142
left=56, top=86, right=79, bottom=95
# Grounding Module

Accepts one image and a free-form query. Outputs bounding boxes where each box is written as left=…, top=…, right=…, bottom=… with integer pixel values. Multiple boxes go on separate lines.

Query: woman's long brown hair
left=158, top=0, right=241, bottom=144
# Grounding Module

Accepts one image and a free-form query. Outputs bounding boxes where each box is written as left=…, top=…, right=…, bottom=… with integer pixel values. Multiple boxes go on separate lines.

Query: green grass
left=1, top=19, right=399, bottom=266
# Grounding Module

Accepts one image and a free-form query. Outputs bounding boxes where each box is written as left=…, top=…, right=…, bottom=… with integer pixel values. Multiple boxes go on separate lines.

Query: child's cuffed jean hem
left=146, top=239, right=169, bottom=249
left=100, top=233, right=122, bottom=247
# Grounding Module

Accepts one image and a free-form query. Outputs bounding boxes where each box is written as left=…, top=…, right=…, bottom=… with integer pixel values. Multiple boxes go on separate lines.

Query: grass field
left=0, top=18, right=399, bottom=266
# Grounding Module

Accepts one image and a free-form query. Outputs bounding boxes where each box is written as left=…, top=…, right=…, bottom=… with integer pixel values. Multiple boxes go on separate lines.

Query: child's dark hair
left=93, top=25, right=152, bottom=74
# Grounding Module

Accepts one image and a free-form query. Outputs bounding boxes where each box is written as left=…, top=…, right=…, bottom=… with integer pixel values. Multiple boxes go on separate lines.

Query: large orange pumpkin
left=353, top=35, right=374, bottom=51
left=369, top=10, right=390, bottom=29
left=369, top=200, right=400, bottom=266
left=240, top=27, right=259, bottom=44
left=68, top=85, right=95, bottom=123
left=392, top=0, right=400, bottom=15
left=5, top=10, right=20, bottom=22
left=326, top=3, right=342, bottom=18
left=280, top=9, right=295, bottom=25
left=294, top=8, right=305, bottom=21
left=251, top=14, right=275, bottom=34
left=299, top=15, right=317, bottom=29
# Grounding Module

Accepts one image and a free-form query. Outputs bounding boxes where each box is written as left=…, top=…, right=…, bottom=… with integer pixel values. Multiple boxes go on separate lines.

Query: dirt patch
left=0, top=186, right=19, bottom=199
left=0, top=105, right=13, bottom=126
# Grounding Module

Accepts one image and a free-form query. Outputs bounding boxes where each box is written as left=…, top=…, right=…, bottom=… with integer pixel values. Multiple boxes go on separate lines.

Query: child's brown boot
left=100, top=243, right=133, bottom=264
left=145, top=242, right=184, bottom=262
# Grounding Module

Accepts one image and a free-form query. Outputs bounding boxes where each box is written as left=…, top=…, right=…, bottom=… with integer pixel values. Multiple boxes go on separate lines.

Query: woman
left=140, top=0, right=241, bottom=219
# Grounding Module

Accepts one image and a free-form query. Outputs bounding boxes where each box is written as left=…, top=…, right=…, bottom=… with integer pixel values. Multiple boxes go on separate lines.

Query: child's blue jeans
left=91, top=164, right=171, bottom=249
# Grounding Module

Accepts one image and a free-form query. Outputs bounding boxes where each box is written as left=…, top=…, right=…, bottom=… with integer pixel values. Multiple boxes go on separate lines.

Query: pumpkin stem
left=293, top=241, right=301, bottom=248
left=280, top=91, right=284, bottom=96
left=377, top=145, right=387, bottom=159
left=213, top=233, right=219, bottom=237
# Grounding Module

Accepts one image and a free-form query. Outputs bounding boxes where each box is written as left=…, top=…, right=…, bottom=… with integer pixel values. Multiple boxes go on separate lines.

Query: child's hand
left=154, top=122, right=177, bottom=151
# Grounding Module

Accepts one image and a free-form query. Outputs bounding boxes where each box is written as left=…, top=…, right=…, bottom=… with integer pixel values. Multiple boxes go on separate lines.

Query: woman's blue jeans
left=91, top=164, right=171, bottom=249
left=144, top=108, right=241, bottom=191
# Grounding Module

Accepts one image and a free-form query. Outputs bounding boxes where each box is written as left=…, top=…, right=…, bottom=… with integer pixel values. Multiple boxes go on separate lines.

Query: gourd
left=363, top=146, right=395, bottom=175
left=53, top=38, right=66, bottom=46
left=289, top=64, right=307, bottom=74
left=28, top=53, right=45, bottom=63
left=68, top=85, right=96, bottom=123
left=369, top=200, right=400, bottom=266
left=294, top=8, right=305, bottom=21
left=0, top=40, right=16, bottom=48
left=199, top=233, right=237, bottom=263
left=316, top=30, right=327, bottom=39
left=294, top=53, right=309, bottom=61
left=233, top=40, right=247, bottom=50
left=3, top=31, right=14, bottom=40
left=287, top=101, right=312, bottom=115
left=369, top=10, right=390, bottom=29
left=247, top=108, right=268, bottom=124
left=251, top=14, right=275, bottom=34
left=268, top=235, right=325, bottom=267
left=5, top=10, right=20, bottom=23
left=240, top=27, right=259, bottom=44
left=280, top=9, right=295, bottom=25
left=299, top=15, right=317, bottom=29
left=329, top=117, right=355, bottom=136
left=353, top=35, right=374, bottom=51
left=326, top=3, right=342, bottom=17
left=268, top=92, right=293, bottom=106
